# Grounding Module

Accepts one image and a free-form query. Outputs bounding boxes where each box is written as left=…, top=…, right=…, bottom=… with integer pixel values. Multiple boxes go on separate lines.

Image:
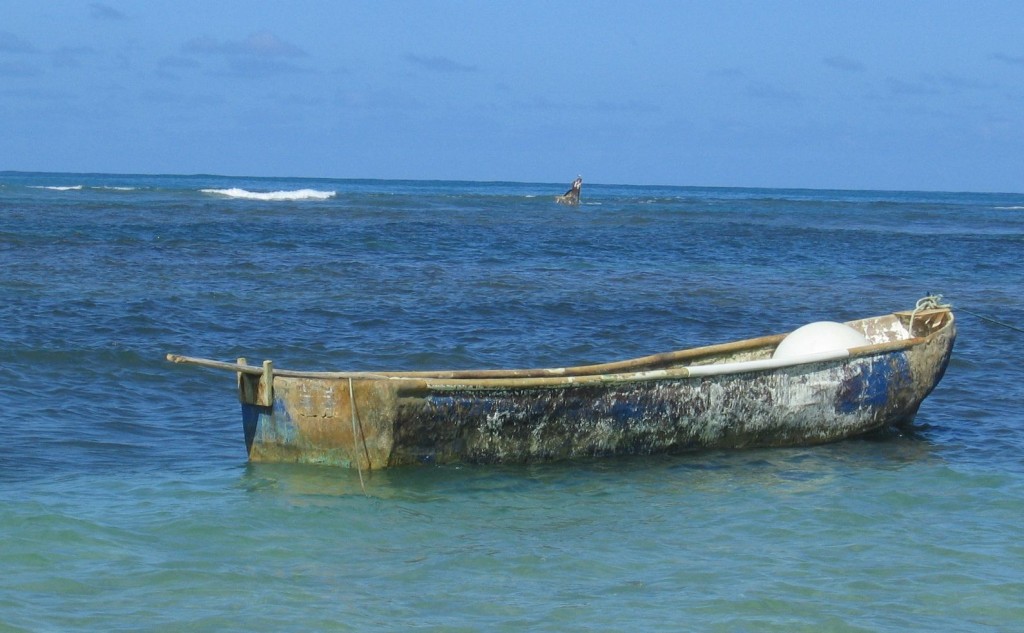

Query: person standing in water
left=555, top=176, right=582, bottom=206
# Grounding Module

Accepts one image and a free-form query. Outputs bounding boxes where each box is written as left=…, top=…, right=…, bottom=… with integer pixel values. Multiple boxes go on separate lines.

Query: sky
left=2, top=1, right=1023, bottom=192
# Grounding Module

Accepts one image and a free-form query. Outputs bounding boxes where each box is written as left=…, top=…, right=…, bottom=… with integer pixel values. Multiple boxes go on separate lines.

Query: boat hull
left=222, top=308, right=955, bottom=468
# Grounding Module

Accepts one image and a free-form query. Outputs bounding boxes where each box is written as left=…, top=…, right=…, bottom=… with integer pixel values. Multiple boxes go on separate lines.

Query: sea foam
left=30, top=185, right=83, bottom=191
left=201, top=188, right=336, bottom=201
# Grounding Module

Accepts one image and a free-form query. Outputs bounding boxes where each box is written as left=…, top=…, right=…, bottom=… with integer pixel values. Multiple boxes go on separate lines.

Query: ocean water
left=1, top=172, right=1022, bottom=632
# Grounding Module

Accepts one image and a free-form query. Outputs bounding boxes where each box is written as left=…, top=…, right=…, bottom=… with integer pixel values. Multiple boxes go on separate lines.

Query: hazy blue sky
left=2, top=1, right=1023, bottom=191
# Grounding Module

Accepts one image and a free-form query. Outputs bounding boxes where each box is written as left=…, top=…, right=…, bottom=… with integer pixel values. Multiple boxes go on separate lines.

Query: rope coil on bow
left=908, top=293, right=1024, bottom=336
left=909, top=294, right=951, bottom=335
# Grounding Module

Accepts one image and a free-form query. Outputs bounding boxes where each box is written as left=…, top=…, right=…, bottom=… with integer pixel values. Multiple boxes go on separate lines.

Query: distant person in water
left=555, top=176, right=582, bottom=206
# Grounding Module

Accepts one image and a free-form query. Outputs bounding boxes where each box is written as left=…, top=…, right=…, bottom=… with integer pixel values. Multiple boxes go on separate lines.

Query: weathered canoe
left=167, top=300, right=955, bottom=469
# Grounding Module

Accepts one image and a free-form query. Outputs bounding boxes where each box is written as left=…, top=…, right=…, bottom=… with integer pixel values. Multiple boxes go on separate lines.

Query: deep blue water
left=2, top=172, right=1022, bottom=631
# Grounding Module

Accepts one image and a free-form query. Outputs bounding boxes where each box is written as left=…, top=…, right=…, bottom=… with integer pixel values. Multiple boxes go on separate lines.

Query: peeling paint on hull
left=170, top=306, right=955, bottom=468
left=394, top=352, right=916, bottom=463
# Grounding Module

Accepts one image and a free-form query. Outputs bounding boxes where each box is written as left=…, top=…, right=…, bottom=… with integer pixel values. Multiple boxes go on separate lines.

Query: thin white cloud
left=51, top=46, right=98, bottom=69
left=0, top=30, right=38, bottom=54
left=824, top=55, right=865, bottom=72
left=404, top=53, right=478, bottom=73
left=225, top=57, right=310, bottom=77
left=334, top=86, right=424, bottom=110
left=508, top=96, right=657, bottom=114
left=184, top=32, right=306, bottom=59
left=90, top=3, right=126, bottom=20
left=159, top=55, right=201, bottom=70
left=938, top=73, right=995, bottom=91
left=180, top=31, right=309, bottom=77
left=0, top=86, right=71, bottom=99
left=991, top=52, right=1024, bottom=68
left=587, top=99, right=659, bottom=114
left=155, top=55, right=200, bottom=79
left=0, top=61, right=40, bottom=77
left=746, top=81, right=802, bottom=102
left=707, top=67, right=746, bottom=80
left=884, top=73, right=994, bottom=98
left=885, top=76, right=942, bottom=97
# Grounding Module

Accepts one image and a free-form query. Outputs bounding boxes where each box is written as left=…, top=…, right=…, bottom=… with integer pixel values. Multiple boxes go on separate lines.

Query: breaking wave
left=30, top=185, right=83, bottom=191
left=201, top=188, right=336, bottom=201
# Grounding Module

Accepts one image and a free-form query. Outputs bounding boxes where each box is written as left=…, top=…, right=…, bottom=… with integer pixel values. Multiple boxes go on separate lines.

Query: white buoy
left=772, top=321, right=870, bottom=360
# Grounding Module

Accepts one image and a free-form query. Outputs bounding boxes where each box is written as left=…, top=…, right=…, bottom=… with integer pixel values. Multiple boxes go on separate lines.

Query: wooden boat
left=166, top=298, right=955, bottom=469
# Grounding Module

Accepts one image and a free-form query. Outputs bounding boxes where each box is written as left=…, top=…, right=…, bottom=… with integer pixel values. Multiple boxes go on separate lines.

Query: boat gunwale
left=165, top=309, right=952, bottom=388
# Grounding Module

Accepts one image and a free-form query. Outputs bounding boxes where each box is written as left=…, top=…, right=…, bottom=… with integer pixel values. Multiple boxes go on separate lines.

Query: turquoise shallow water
left=1, top=172, right=1023, bottom=631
